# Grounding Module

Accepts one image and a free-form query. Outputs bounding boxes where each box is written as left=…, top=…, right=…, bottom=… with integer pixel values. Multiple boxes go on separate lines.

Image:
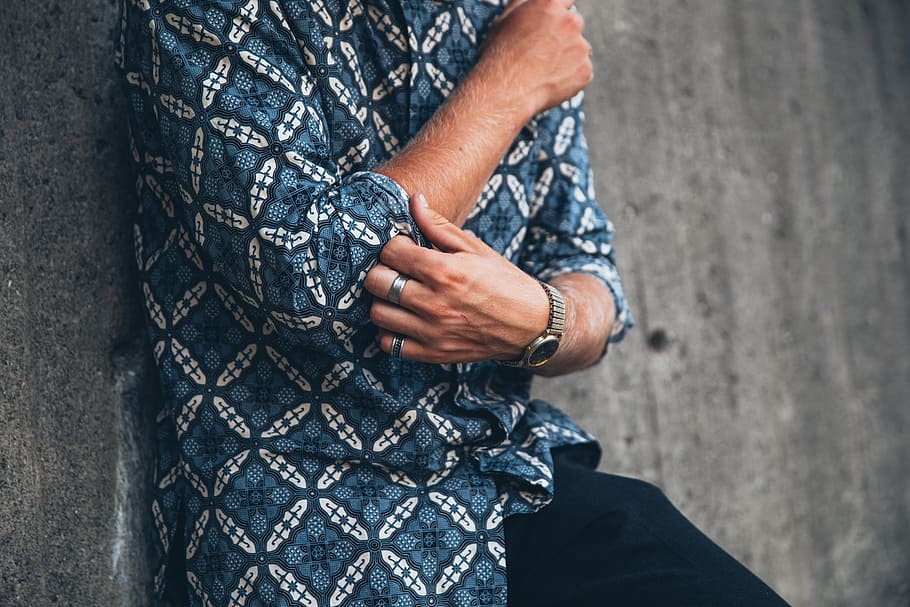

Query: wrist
left=499, top=280, right=565, bottom=368
left=510, top=276, right=552, bottom=357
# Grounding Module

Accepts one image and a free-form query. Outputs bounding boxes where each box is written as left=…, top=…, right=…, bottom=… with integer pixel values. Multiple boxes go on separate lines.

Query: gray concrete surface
left=0, top=2, right=161, bottom=604
left=0, top=1, right=907, bottom=606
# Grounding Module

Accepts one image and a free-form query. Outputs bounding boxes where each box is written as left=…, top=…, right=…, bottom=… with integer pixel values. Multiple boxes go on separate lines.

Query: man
left=115, top=0, right=789, bottom=605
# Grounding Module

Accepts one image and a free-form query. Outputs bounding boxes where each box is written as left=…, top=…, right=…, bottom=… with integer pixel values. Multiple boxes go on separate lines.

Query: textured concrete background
left=0, top=1, right=907, bottom=606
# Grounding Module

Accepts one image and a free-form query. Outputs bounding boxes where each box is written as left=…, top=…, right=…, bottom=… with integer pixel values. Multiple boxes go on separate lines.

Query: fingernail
left=417, top=192, right=429, bottom=208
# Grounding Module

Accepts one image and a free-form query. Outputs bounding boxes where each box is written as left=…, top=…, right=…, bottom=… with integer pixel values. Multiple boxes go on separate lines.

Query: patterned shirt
left=115, top=1, right=634, bottom=605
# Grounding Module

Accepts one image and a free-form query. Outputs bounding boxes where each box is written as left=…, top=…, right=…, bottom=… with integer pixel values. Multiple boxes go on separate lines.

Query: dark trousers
left=504, top=448, right=791, bottom=607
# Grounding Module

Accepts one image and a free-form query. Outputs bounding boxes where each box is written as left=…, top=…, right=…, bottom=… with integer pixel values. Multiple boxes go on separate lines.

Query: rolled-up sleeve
left=518, top=92, right=635, bottom=348
left=116, top=1, right=421, bottom=349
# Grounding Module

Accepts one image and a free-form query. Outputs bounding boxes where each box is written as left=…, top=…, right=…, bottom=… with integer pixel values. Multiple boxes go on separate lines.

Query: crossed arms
left=116, top=0, right=632, bottom=376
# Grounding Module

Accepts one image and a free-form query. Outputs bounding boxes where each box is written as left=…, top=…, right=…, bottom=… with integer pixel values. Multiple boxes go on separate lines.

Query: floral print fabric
left=114, top=0, right=634, bottom=605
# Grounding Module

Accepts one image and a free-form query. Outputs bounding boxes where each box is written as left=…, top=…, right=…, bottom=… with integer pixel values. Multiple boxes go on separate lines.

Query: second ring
left=387, top=274, right=410, bottom=305
left=390, top=335, right=406, bottom=358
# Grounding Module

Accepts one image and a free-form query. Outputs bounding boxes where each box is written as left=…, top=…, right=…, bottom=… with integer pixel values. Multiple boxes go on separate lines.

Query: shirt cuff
left=536, top=257, right=635, bottom=357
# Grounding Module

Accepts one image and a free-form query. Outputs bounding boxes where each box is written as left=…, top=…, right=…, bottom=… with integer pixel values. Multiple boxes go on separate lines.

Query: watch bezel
left=526, top=334, right=561, bottom=367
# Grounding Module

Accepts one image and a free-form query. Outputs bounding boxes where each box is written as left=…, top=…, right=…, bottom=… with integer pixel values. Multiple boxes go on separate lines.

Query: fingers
left=365, top=262, right=411, bottom=302
left=363, top=262, right=446, bottom=318
left=376, top=192, right=471, bottom=280
left=376, top=329, right=475, bottom=365
left=368, top=277, right=447, bottom=363
left=378, top=330, right=431, bottom=363
left=372, top=299, right=476, bottom=364
left=370, top=299, right=430, bottom=339
left=364, top=262, right=433, bottom=313
left=379, top=236, right=440, bottom=283
left=378, top=192, right=480, bottom=280
left=410, top=193, right=476, bottom=253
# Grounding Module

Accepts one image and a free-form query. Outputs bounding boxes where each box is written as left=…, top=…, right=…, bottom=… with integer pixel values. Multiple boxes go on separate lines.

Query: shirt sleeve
left=517, top=92, right=635, bottom=353
left=115, top=1, right=421, bottom=349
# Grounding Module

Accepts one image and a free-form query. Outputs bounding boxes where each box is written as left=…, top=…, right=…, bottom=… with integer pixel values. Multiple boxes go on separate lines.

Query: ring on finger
left=387, top=274, right=410, bottom=305
left=390, top=334, right=406, bottom=358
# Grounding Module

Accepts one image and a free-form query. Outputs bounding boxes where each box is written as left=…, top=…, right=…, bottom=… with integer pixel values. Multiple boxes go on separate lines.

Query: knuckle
left=426, top=300, right=451, bottom=322
left=439, top=339, right=461, bottom=354
left=364, top=270, right=380, bottom=294
left=378, top=334, right=391, bottom=352
left=427, top=258, right=448, bottom=279
left=571, top=12, right=584, bottom=29
left=431, top=213, right=450, bottom=229
left=428, top=260, right=451, bottom=285
left=369, top=303, right=383, bottom=325
left=582, top=62, right=593, bottom=80
left=380, top=236, right=405, bottom=261
left=437, top=263, right=465, bottom=289
left=542, top=0, right=561, bottom=16
left=434, top=337, right=452, bottom=353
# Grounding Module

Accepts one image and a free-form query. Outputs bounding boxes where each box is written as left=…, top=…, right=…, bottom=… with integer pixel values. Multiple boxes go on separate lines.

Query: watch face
left=528, top=336, right=560, bottom=367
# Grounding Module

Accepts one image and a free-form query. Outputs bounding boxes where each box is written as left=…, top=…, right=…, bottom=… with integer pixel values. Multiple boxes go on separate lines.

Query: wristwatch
left=499, top=281, right=566, bottom=368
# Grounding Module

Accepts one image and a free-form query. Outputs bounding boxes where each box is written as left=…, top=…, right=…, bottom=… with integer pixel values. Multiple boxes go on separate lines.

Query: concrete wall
left=1, top=1, right=907, bottom=606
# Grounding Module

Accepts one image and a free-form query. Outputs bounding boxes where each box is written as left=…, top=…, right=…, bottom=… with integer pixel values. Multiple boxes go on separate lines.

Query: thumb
left=411, top=193, right=471, bottom=253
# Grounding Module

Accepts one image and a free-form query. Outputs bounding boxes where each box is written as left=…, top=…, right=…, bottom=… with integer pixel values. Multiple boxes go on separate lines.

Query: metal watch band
left=539, top=281, right=566, bottom=336
left=497, top=281, right=565, bottom=368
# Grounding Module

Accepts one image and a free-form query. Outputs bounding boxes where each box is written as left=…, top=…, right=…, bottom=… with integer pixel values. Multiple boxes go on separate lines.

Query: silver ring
left=390, top=335, right=405, bottom=358
left=387, top=274, right=410, bottom=305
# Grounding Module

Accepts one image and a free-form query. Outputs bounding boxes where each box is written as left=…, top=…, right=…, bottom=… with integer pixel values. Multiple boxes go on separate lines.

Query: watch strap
left=539, top=281, right=565, bottom=336
left=497, top=281, right=565, bottom=368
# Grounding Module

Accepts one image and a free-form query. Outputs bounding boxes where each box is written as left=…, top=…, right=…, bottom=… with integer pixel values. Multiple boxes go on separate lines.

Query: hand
left=364, top=194, right=550, bottom=364
left=478, top=0, right=593, bottom=116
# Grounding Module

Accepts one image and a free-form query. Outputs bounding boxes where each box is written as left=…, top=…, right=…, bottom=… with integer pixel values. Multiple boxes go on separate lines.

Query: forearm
left=376, top=0, right=594, bottom=227
left=534, top=273, right=616, bottom=377
left=375, top=54, right=535, bottom=227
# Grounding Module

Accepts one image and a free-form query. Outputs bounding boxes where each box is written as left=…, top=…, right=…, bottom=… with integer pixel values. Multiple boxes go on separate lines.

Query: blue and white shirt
left=115, top=0, right=634, bottom=605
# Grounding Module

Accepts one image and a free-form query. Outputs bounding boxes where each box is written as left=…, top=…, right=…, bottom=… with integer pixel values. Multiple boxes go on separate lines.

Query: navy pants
left=503, top=448, right=791, bottom=607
